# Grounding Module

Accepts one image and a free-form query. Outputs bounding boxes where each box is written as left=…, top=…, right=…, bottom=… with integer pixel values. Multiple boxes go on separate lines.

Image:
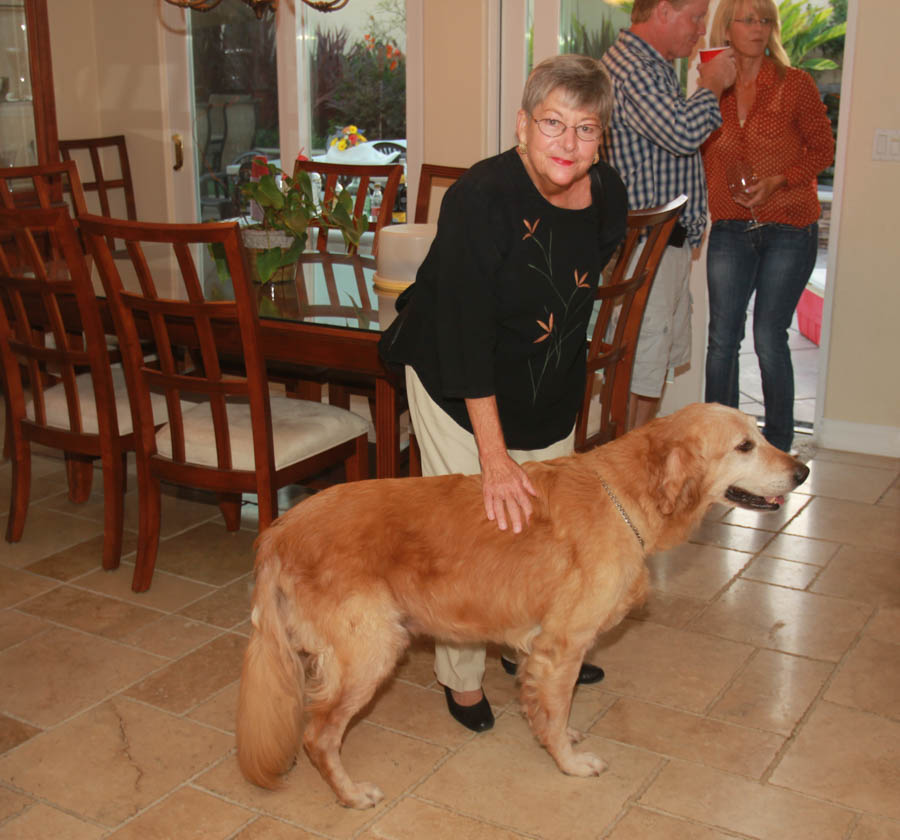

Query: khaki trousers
left=404, top=366, right=575, bottom=692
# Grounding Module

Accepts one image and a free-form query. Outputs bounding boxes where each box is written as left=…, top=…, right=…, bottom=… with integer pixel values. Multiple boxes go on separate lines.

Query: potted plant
left=236, top=158, right=369, bottom=285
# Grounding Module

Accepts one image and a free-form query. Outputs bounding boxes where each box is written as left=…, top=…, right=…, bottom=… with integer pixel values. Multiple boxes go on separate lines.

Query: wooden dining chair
left=0, top=205, right=149, bottom=571
left=287, top=159, right=401, bottom=416
left=413, top=163, right=468, bottom=224
left=0, top=161, right=91, bottom=461
left=356, top=162, right=466, bottom=476
left=79, top=214, right=370, bottom=592
left=292, top=159, right=403, bottom=257
left=59, top=135, right=137, bottom=220
left=59, top=135, right=137, bottom=254
left=575, top=195, right=688, bottom=452
left=0, top=159, right=88, bottom=218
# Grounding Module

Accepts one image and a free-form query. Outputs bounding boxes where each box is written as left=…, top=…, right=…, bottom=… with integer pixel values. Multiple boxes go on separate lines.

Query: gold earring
left=593, top=150, right=600, bottom=165
left=517, top=140, right=527, bottom=155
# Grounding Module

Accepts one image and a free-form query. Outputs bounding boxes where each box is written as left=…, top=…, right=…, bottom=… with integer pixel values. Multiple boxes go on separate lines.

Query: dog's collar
left=599, top=476, right=644, bottom=551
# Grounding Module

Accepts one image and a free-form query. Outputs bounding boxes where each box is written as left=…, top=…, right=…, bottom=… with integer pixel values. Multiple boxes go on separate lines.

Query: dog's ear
left=649, top=443, right=704, bottom=516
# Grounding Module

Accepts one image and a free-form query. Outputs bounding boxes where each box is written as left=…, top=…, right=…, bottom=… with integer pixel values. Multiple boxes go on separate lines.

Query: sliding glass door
left=180, top=0, right=406, bottom=225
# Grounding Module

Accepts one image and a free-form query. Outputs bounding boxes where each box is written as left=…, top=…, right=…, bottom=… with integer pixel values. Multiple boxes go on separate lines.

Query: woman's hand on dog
left=465, top=395, right=538, bottom=533
left=479, top=451, right=538, bottom=534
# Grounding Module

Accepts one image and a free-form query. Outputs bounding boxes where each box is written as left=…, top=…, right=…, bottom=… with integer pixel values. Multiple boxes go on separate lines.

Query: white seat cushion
left=155, top=394, right=371, bottom=471
left=26, top=364, right=168, bottom=436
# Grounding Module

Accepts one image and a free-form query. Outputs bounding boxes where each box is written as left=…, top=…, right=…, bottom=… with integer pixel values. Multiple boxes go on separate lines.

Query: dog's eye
left=736, top=439, right=755, bottom=452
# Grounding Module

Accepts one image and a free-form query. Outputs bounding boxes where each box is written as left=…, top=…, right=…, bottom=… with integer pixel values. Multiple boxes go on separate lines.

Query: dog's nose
left=793, top=463, right=810, bottom=487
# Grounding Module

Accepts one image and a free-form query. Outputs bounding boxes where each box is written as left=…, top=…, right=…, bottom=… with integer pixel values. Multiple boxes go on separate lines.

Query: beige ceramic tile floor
left=1, top=422, right=899, bottom=839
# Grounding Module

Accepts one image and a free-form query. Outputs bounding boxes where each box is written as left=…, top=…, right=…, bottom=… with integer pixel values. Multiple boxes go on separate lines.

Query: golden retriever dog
left=237, top=403, right=808, bottom=808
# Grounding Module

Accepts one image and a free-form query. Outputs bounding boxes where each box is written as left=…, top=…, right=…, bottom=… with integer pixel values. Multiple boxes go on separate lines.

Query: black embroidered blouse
left=381, top=148, right=627, bottom=450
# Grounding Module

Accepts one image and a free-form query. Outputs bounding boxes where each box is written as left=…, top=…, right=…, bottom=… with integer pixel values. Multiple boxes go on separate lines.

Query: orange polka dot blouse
left=702, top=59, right=835, bottom=227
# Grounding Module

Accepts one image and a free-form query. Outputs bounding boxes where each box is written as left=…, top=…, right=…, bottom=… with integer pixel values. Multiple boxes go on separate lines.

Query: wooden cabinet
left=0, top=0, right=57, bottom=166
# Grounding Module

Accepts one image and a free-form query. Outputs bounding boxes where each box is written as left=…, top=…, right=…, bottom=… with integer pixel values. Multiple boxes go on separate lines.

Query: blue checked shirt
left=600, top=30, right=722, bottom=248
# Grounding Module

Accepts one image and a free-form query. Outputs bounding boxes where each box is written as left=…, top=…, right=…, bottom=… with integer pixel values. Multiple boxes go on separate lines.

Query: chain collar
left=599, top=476, right=644, bottom=551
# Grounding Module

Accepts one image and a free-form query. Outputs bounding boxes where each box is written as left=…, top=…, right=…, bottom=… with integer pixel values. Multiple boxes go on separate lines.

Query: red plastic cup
left=699, top=47, right=727, bottom=63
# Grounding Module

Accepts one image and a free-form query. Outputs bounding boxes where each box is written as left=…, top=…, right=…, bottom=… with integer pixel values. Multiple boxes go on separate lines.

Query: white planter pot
left=240, top=227, right=300, bottom=285
left=240, top=227, right=297, bottom=251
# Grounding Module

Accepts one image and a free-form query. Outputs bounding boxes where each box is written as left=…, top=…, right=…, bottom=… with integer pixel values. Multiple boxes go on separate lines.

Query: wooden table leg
left=374, top=376, right=400, bottom=478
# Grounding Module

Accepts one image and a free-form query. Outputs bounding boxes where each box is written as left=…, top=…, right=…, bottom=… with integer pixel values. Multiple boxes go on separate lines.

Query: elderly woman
left=380, top=54, right=627, bottom=732
left=702, top=0, right=834, bottom=451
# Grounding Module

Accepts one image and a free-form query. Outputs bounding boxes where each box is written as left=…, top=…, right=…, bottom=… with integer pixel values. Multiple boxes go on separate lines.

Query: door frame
left=22, top=0, right=58, bottom=164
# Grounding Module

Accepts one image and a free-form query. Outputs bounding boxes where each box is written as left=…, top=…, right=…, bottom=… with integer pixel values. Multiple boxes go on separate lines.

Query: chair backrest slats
left=80, top=213, right=272, bottom=479
left=0, top=205, right=121, bottom=442
left=575, top=194, right=687, bottom=451
left=292, top=159, right=403, bottom=256
left=60, top=135, right=137, bottom=254
left=59, top=135, right=137, bottom=227
left=414, top=163, right=468, bottom=224
left=0, top=160, right=89, bottom=218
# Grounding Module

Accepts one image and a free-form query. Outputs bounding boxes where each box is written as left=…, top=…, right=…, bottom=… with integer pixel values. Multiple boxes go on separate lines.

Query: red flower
left=250, top=155, right=269, bottom=179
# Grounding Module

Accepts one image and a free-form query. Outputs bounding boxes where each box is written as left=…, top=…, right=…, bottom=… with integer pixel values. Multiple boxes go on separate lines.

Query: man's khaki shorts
left=630, top=242, right=693, bottom=399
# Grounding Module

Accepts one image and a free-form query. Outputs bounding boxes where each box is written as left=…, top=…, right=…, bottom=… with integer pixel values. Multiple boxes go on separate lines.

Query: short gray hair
left=521, top=54, right=613, bottom=128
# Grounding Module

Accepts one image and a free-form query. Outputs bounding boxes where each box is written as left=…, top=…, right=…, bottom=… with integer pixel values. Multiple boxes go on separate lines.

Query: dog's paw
left=340, top=781, right=385, bottom=809
left=559, top=750, right=608, bottom=777
left=567, top=726, right=587, bottom=745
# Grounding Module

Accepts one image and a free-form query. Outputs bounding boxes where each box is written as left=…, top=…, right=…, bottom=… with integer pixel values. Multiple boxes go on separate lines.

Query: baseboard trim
left=814, top=418, right=900, bottom=458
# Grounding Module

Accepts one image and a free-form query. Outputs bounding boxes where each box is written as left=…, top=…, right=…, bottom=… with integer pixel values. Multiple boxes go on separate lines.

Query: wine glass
left=726, top=160, right=764, bottom=230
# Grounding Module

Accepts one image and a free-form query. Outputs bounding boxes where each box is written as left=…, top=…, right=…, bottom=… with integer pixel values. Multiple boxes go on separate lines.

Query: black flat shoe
left=500, top=656, right=605, bottom=685
left=442, top=685, right=494, bottom=732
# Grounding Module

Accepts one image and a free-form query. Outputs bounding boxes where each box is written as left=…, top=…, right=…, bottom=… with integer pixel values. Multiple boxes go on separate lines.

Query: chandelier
left=163, top=0, right=350, bottom=18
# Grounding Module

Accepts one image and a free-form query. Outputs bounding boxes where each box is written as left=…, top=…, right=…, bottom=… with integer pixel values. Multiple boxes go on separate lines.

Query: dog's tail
left=236, top=554, right=304, bottom=789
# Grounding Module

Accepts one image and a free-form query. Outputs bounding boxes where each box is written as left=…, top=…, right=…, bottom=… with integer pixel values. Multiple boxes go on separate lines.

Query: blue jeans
left=705, top=220, right=818, bottom=451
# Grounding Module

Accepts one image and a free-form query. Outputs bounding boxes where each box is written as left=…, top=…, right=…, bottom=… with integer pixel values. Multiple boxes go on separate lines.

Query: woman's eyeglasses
left=532, top=117, right=602, bottom=142
left=732, top=16, right=774, bottom=26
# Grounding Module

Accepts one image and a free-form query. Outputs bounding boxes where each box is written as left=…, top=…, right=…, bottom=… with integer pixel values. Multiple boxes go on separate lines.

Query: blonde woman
left=702, top=0, right=834, bottom=451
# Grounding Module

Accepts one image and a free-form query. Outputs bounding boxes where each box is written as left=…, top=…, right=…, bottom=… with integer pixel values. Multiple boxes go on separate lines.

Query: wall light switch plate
left=872, top=129, right=900, bottom=161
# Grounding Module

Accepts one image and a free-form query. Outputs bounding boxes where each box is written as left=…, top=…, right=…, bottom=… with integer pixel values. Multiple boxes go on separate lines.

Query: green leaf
left=280, top=237, right=304, bottom=265
left=293, top=169, right=316, bottom=205
left=797, top=57, right=838, bottom=70
left=338, top=187, right=356, bottom=211
left=208, top=241, right=230, bottom=286
left=778, top=0, right=846, bottom=70
left=257, top=176, right=285, bottom=210
left=803, top=22, right=847, bottom=53
left=254, top=242, right=301, bottom=285
left=282, top=207, right=311, bottom=241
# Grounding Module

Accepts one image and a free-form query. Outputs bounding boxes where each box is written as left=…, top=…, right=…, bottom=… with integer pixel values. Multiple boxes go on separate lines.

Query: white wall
left=815, top=0, right=900, bottom=455
left=48, top=0, right=188, bottom=226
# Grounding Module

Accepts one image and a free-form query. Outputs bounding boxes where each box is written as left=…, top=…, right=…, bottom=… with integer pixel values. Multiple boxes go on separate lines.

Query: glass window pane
left=300, top=0, right=406, bottom=156
left=191, top=3, right=279, bottom=221
left=0, top=0, right=36, bottom=167
left=559, top=1, right=689, bottom=92
left=559, top=0, right=631, bottom=59
left=525, top=0, right=534, bottom=75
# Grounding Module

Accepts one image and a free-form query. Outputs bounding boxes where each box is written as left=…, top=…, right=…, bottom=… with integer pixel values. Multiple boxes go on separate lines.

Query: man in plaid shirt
left=600, top=0, right=735, bottom=428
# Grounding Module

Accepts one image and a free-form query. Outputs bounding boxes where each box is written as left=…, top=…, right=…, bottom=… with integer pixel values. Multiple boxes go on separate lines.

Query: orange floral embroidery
left=533, top=312, right=554, bottom=343
left=574, top=269, right=589, bottom=289
left=522, top=218, right=540, bottom=240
